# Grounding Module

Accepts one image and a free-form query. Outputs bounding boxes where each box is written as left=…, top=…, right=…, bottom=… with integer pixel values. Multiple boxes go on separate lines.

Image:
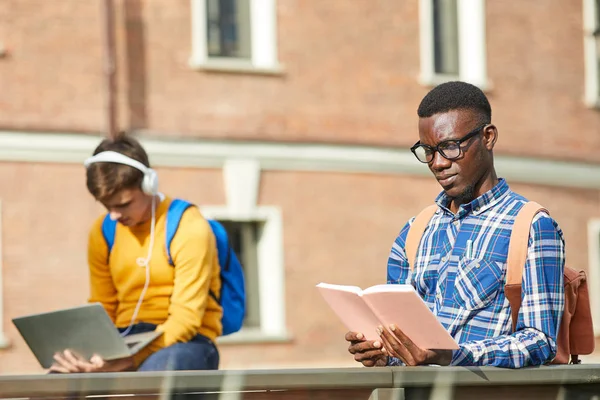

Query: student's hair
left=417, top=81, right=492, bottom=125
left=86, top=133, right=150, bottom=201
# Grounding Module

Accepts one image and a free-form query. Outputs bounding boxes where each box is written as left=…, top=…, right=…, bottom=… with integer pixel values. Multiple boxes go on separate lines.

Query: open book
left=316, top=283, right=459, bottom=350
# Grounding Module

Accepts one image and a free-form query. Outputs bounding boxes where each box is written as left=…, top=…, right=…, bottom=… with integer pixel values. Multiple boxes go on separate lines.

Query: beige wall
left=1, top=161, right=598, bottom=373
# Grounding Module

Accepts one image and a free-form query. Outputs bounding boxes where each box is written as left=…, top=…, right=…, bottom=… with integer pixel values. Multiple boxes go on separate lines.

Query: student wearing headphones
left=49, top=134, right=223, bottom=373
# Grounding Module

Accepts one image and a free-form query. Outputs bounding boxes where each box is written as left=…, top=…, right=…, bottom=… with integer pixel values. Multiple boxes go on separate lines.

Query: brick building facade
left=0, top=0, right=599, bottom=373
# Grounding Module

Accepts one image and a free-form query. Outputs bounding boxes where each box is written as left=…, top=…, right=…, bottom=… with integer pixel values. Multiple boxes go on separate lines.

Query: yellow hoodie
left=87, top=196, right=222, bottom=367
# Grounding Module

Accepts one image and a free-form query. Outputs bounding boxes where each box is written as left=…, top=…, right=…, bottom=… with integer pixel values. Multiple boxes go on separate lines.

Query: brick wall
left=1, top=1, right=598, bottom=159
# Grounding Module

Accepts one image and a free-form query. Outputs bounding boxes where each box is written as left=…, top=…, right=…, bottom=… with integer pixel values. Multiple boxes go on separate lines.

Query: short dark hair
left=86, top=133, right=150, bottom=201
left=417, top=81, right=491, bottom=124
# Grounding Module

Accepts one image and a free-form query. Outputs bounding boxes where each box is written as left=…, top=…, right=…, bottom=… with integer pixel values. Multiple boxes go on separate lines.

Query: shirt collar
left=434, top=178, right=510, bottom=218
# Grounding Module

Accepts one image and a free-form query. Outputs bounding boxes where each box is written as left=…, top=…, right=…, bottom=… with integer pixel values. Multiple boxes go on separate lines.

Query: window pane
left=218, top=220, right=261, bottom=328
left=206, top=0, right=252, bottom=59
left=596, top=0, right=600, bottom=97
left=433, top=0, right=459, bottom=75
left=597, top=38, right=600, bottom=98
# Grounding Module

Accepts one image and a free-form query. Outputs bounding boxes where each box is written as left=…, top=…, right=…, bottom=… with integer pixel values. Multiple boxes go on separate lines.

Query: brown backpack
left=406, top=202, right=595, bottom=365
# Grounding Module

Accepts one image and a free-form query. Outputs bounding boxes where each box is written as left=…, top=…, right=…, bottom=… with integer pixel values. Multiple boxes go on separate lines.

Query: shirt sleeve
left=88, top=216, right=118, bottom=322
left=450, top=212, right=565, bottom=368
left=386, top=219, right=413, bottom=366
left=387, top=219, right=413, bottom=285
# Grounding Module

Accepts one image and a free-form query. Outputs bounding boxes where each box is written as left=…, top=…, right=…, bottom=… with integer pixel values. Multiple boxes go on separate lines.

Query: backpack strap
left=206, top=220, right=233, bottom=304
left=165, top=200, right=223, bottom=304
left=405, top=205, right=438, bottom=271
left=165, top=199, right=194, bottom=266
left=101, top=214, right=117, bottom=262
left=207, top=220, right=232, bottom=271
left=505, top=201, right=548, bottom=332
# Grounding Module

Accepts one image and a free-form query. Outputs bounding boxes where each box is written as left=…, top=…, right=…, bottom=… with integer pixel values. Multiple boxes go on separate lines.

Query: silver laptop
left=12, top=303, right=162, bottom=369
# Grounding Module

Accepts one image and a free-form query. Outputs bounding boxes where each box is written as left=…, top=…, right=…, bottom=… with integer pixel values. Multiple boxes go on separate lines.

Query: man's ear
left=482, top=124, right=498, bottom=151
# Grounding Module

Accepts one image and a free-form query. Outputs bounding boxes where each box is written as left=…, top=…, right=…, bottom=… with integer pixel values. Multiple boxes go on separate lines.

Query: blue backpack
left=101, top=198, right=246, bottom=336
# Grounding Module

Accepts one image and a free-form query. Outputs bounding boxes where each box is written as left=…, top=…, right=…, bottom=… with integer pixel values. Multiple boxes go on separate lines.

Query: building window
left=584, top=0, right=600, bottom=107
left=201, top=206, right=288, bottom=343
left=206, top=0, right=252, bottom=59
left=190, top=0, right=282, bottom=72
left=0, top=199, right=10, bottom=349
left=587, top=219, right=600, bottom=336
left=419, top=0, right=488, bottom=89
left=433, top=0, right=459, bottom=76
left=218, top=220, right=261, bottom=328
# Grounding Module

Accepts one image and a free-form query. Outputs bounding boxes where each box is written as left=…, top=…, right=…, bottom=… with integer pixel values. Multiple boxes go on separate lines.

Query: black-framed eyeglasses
left=410, top=124, right=488, bottom=164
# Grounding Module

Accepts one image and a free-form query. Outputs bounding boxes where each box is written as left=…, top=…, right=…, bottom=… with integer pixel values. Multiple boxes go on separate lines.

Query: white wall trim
left=583, top=0, right=600, bottom=107
left=418, top=0, right=435, bottom=85
left=189, top=0, right=209, bottom=66
left=201, top=206, right=288, bottom=343
left=1, top=130, right=600, bottom=189
left=457, top=0, right=487, bottom=88
left=223, top=159, right=261, bottom=217
left=250, top=0, right=278, bottom=68
left=587, top=219, right=600, bottom=336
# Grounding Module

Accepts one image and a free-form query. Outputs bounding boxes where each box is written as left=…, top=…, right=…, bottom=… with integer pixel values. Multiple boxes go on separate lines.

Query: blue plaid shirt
left=387, top=179, right=565, bottom=368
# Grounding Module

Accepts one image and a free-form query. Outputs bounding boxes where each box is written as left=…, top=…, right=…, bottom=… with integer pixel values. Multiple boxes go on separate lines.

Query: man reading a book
left=345, top=81, right=565, bottom=368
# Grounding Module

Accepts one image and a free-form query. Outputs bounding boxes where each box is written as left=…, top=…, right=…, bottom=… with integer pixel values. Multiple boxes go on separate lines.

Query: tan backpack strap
left=405, top=205, right=438, bottom=271
left=506, top=201, right=548, bottom=285
left=505, top=201, right=548, bottom=332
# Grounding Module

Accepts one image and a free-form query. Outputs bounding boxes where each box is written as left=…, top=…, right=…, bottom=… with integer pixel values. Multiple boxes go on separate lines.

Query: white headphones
left=85, top=150, right=159, bottom=337
left=83, top=151, right=159, bottom=196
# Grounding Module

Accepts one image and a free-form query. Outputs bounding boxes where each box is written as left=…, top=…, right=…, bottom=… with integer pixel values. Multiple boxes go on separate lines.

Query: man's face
left=417, top=109, right=495, bottom=203
left=100, top=187, right=152, bottom=227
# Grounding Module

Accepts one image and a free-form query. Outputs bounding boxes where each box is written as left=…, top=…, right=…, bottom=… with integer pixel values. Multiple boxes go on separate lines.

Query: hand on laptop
left=377, top=324, right=452, bottom=366
left=345, top=331, right=388, bottom=367
left=48, top=349, right=134, bottom=373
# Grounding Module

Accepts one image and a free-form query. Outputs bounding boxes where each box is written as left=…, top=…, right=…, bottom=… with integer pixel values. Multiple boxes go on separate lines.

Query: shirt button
left=474, top=263, right=480, bottom=269
left=453, top=220, right=459, bottom=225
left=441, top=256, right=447, bottom=262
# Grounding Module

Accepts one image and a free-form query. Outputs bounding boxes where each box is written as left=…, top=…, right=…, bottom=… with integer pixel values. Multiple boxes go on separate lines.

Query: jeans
left=119, top=322, right=220, bottom=371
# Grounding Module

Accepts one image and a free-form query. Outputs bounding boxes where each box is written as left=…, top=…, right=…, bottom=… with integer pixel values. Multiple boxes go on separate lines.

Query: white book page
left=316, top=282, right=383, bottom=341
left=316, top=282, right=362, bottom=294
left=362, top=284, right=415, bottom=295
left=362, top=285, right=459, bottom=350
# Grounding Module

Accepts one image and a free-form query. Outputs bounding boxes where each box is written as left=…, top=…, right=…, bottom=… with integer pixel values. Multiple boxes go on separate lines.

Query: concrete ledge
left=0, top=368, right=392, bottom=397
left=391, top=364, right=600, bottom=387
left=0, top=366, right=599, bottom=399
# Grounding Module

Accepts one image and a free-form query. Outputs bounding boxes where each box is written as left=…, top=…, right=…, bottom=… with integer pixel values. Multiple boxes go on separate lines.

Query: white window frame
left=202, top=205, right=289, bottom=343
left=190, top=0, right=283, bottom=74
left=583, top=0, right=600, bottom=107
left=0, top=200, right=10, bottom=349
left=419, top=0, right=488, bottom=89
left=587, top=219, right=600, bottom=335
